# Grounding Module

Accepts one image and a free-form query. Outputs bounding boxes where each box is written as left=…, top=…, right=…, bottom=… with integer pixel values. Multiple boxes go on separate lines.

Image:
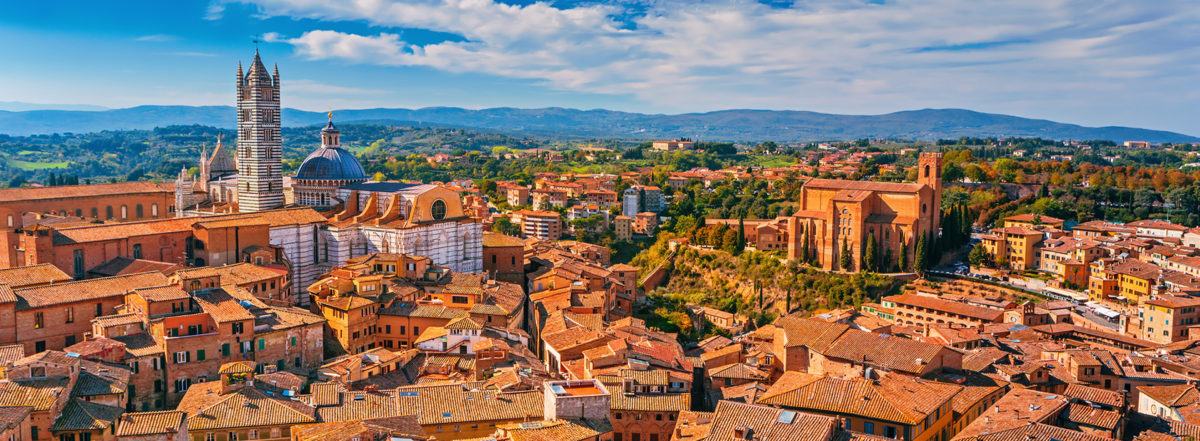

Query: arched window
left=136, top=204, right=144, bottom=219
left=105, top=206, right=113, bottom=219
left=120, top=205, right=128, bottom=219
left=431, top=200, right=447, bottom=220
left=5, top=215, right=12, bottom=228
left=151, top=203, right=159, bottom=217
left=924, top=165, right=931, bottom=178
left=922, top=203, right=927, bottom=214
left=74, top=209, right=82, bottom=217
left=91, top=207, right=98, bottom=218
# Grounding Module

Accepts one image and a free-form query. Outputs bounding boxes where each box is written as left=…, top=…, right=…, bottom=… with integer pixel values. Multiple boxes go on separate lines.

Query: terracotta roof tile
left=115, top=410, right=186, bottom=437
left=393, top=382, right=543, bottom=425
left=49, top=398, right=124, bottom=432
left=758, top=372, right=960, bottom=425
left=0, top=181, right=171, bottom=203
left=500, top=418, right=611, bottom=441
left=0, top=264, right=71, bottom=288
left=15, top=272, right=167, bottom=310
left=705, top=401, right=839, bottom=441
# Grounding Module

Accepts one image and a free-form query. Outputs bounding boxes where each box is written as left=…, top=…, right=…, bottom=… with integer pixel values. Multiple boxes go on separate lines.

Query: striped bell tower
left=235, top=49, right=284, bottom=212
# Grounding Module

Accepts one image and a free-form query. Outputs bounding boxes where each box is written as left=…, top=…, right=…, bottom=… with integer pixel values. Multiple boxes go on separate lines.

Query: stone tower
left=918, top=152, right=943, bottom=236
left=235, top=50, right=283, bottom=212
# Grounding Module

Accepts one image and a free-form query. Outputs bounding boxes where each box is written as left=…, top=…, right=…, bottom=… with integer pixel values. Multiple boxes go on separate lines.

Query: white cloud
left=134, top=34, right=178, bottom=42
left=204, top=2, right=225, bottom=20
left=287, top=79, right=387, bottom=95
left=231, top=0, right=1200, bottom=129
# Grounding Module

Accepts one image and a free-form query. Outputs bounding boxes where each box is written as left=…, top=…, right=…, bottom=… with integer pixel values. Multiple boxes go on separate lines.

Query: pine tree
left=47, top=172, right=56, bottom=187
left=840, top=237, right=852, bottom=270
left=863, top=233, right=877, bottom=272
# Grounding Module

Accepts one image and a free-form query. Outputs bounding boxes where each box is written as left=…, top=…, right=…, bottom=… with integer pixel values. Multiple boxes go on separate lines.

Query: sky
left=0, top=0, right=1197, bottom=134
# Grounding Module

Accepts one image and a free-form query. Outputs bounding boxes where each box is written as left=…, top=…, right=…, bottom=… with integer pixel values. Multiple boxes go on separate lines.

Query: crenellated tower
left=235, top=50, right=284, bottom=212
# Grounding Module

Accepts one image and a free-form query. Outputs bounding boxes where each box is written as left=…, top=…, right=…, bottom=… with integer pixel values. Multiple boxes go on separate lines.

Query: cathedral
left=174, top=51, right=483, bottom=297
left=787, top=153, right=943, bottom=271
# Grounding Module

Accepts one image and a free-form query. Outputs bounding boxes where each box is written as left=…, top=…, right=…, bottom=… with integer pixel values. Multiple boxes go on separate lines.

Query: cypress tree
left=800, top=233, right=810, bottom=265
left=863, top=233, right=877, bottom=272
left=914, top=232, right=929, bottom=274
left=737, top=217, right=746, bottom=254
left=899, top=240, right=909, bottom=272
left=840, top=237, right=852, bottom=270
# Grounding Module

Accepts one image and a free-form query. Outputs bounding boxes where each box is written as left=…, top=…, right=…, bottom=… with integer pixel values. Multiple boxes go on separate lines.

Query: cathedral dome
left=294, top=146, right=368, bottom=182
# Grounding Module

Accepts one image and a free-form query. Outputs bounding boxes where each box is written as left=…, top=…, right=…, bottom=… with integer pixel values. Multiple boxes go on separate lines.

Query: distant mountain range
left=0, top=105, right=1194, bottom=143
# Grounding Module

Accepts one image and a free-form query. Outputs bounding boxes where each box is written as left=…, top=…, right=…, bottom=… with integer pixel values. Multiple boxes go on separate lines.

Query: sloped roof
left=758, top=372, right=961, bottom=425
left=115, top=410, right=186, bottom=437
left=49, top=398, right=124, bottom=432
left=705, top=400, right=839, bottom=441
left=181, top=383, right=316, bottom=431
left=15, top=272, right=167, bottom=310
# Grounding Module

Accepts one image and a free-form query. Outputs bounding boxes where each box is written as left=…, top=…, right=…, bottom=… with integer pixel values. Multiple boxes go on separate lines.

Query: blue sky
left=1, top=0, right=1197, bottom=134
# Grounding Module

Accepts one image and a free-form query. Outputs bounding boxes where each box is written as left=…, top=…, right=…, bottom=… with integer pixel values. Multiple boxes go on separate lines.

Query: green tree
left=914, top=232, right=929, bottom=274
left=800, top=232, right=810, bottom=264
left=721, top=228, right=740, bottom=254
left=840, top=237, right=852, bottom=270
left=898, top=240, right=909, bottom=272
left=968, top=243, right=990, bottom=266
left=736, top=217, right=747, bottom=254
left=863, top=233, right=877, bottom=272
left=491, top=217, right=521, bottom=236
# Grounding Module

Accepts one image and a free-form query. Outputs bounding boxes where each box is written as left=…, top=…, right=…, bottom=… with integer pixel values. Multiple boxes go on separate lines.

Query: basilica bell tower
left=235, top=49, right=284, bottom=212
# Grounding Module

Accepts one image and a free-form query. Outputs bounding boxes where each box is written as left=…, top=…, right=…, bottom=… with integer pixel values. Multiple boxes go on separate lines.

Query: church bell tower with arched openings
left=235, top=49, right=284, bottom=212
left=918, top=152, right=943, bottom=236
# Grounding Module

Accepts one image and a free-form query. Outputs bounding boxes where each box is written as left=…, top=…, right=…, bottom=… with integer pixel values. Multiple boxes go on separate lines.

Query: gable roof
left=115, top=410, right=186, bottom=437
left=49, top=398, right=124, bottom=432
left=705, top=401, right=839, bottom=441
left=180, top=383, right=316, bottom=431
left=15, top=272, right=168, bottom=310
left=758, top=372, right=961, bottom=425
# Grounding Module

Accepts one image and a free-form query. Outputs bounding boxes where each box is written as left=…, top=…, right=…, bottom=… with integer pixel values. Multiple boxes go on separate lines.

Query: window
left=65, top=335, right=75, bottom=347
left=33, top=312, right=43, bottom=329
left=132, top=244, right=142, bottom=259
left=884, top=426, right=897, bottom=438
left=154, top=380, right=163, bottom=392
left=232, top=322, right=244, bottom=334
left=174, top=352, right=189, bottom=364
left=64, top=307, right=74, bottom=323
left=120, top=205, right=128, bottom=219
left=151, top=203, right=159, bottom=217
left=258, top=339, right=265, bottom=351
left=73, top=250, right=85, bottom=278
left=31, top=367, right=45, bottom=378
left=431, top=200, right=447, bottom=220
left=135, top=204, right=144, bottom=219
left=95, top=303, right=103, bottom=316
left=451, top=295, right=470, bottom=304
left=290, top=336, right=297, bottom=347
left=105, top=206, right=113, bottom=219
left=31, top=426, right=37, bottom=440
left=221, top=343, right=230, bottom=357
left=864, top=422, right=875, bottom=434
left=197, top=350, right=206, bottom=361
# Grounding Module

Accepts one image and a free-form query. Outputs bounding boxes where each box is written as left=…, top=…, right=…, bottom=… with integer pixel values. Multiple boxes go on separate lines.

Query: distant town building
left=651, top=139, right=695, bottom=151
